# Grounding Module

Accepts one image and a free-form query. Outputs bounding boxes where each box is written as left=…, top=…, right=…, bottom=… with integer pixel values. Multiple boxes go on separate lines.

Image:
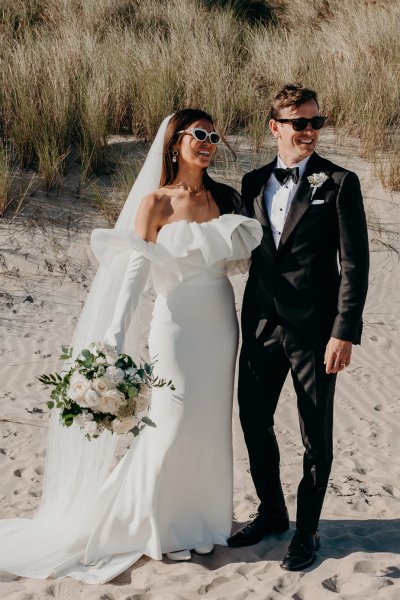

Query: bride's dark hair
left=160, top=108, right=242, bottom=215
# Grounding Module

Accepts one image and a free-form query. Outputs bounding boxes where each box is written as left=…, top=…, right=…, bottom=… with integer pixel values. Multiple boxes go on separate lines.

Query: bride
left=0, top=109, right=262, bottom=584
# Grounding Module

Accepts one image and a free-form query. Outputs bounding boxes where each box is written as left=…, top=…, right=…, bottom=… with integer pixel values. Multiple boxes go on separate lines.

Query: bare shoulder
left=136, top=190, right=172, bottom=221
left=135, top=189, right=173, bottom=241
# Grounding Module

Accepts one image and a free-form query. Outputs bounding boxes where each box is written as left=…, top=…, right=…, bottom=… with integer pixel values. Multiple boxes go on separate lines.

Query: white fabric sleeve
left=103, top=250, right=150, bottom=352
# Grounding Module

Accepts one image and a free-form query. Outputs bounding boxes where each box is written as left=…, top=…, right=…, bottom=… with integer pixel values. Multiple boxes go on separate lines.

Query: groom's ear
left=269, top=118, right=280, bottom=139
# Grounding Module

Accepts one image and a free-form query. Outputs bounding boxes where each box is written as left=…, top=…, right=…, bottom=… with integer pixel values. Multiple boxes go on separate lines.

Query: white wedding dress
left=0, top=213, right=262, bottom=584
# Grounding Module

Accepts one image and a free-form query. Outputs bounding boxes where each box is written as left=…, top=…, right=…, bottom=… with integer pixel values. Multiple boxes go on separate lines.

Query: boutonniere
left=307, top=172, right=329, bottom=198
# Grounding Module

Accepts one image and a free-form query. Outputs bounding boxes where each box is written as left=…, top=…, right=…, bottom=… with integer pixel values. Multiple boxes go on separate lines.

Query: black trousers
left=238, top=321, right=336, bottom=534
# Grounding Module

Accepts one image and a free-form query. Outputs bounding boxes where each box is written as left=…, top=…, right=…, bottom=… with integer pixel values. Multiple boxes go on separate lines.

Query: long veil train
left=0, top=116, right=172, bottom=581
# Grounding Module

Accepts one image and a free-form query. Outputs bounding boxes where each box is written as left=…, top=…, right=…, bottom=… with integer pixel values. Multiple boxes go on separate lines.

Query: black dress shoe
left=280, top=530, right=320, bottom=571
left=227, top=508, right=289, bottom=548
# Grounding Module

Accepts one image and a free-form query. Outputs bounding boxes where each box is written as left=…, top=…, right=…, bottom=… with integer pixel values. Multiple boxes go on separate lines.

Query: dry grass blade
left=374, top=137, right=400, bottom=192
left=0, top=144, right=12, bottom=216
left=11, top=173, right=38, bottom=220
left=0, top=417, right=49, bottom=428
left=0, top=0, right=399, bottom=193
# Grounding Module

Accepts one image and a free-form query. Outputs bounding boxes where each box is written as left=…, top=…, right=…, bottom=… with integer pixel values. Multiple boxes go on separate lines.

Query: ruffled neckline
left=91, top=214, right=263, bottom=274
left=157, top=214, right=225, bottom=235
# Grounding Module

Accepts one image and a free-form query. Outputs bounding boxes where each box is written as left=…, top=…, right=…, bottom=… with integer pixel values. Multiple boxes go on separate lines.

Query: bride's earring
left=172, top=149, right=178, bottom=163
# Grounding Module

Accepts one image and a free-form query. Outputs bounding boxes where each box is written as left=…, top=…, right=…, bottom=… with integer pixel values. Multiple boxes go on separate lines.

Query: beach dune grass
left=0, top=0, right=399, bottom=191
left=200, top=0, right=277, bottom=25
left=0, top=144, right=11, bottom=216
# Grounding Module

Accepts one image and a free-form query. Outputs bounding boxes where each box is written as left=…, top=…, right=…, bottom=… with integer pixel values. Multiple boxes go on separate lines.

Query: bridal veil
left=0, top=116, right=172, bottom=580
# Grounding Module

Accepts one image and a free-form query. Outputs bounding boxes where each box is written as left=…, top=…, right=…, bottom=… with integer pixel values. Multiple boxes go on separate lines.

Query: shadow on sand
left=188, top=518, right=400, bottom=572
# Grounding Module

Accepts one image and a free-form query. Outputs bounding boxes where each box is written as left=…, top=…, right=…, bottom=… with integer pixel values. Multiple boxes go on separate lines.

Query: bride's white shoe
left=165, top=549, right=192, bottom=561
left=192, top=543, right=214, bottom=555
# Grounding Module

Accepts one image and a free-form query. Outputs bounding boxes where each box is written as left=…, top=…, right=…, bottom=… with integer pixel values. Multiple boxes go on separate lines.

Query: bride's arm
left=103, top=193, right=163, bottom=351
left=103, top=250, right=150, bottom=351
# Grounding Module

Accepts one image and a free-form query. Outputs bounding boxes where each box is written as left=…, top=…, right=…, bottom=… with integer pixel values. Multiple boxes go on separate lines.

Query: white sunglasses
left=178, top=127, right=220, bottom=145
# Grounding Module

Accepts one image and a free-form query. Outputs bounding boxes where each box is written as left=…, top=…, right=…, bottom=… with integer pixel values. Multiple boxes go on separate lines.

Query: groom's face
left=270, top=99, right=321, bottom=164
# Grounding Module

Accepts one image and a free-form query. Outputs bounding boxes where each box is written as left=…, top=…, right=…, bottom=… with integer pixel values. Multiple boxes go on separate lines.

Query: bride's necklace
left=173, top=181, right=205, bottom=195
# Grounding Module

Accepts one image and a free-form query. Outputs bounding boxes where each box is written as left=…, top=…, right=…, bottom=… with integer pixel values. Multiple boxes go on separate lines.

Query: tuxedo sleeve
left=240, top=172, right=254, bottom=218
left=331, top=171, right=369, bottom=344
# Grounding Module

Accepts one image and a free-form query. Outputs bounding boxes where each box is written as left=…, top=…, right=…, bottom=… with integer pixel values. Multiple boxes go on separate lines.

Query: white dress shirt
left=263, top=155, right=310, bottom=248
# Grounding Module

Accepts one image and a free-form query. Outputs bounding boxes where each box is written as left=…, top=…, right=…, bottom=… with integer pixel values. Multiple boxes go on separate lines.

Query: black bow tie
left=273, top=166, right=300, bottom=185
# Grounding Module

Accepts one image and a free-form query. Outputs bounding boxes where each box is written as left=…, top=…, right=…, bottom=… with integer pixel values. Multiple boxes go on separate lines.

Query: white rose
left=103, top=346, right=118, bottom=365
left=135, top=394, right=150, bottom=413
left=68, top=377, right=92, bottom=405
left=74, top=410, right=99, bottom=438
left=307, top=172, right=329, bottom=198
left=70, top=371, right=87, bottom=384
left=92, top=377, right=111, bottom=395
left=95, top=356, right=107, bottom=366
left=104, top=366, right=125, bottom=386
left=84, top=388, right=102, bottom=411
left=307, top=172, right=328, bottom=188
left=100, top=389, right=125, bottom=415
left=112, top=416, right=139, bottom=434
left=84, top=420, right=99, bottom=437
left=74, top=410, right=94, bottom=426
left=73, top=413, right=85, bottom=428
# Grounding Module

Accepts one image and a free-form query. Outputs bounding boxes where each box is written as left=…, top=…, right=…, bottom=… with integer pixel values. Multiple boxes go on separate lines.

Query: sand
left=1, top=132, right=399, bottom=599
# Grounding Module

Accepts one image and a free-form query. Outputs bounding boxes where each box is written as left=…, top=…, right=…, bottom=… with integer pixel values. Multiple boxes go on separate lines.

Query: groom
left=228, top=84, right=369, bottom=570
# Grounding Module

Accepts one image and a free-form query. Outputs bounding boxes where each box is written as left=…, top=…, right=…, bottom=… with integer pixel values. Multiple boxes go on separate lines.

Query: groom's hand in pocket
left=324, top=337, right=352, bottom=374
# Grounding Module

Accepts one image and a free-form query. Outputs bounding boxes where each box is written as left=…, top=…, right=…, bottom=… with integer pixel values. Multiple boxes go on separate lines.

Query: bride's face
left=175, top=119, right=218, bottom=169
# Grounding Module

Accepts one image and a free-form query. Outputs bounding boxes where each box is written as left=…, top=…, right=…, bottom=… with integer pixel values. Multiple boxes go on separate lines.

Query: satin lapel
left=253, top=184, right=268, bottom=226
left=277, top=152, right=321, bottom=254
left=252, top=159, right=276, bottom=251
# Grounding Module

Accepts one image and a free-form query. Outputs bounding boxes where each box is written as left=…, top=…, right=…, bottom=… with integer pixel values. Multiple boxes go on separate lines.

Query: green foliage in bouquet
left=38, top=343, right=175, bottom=440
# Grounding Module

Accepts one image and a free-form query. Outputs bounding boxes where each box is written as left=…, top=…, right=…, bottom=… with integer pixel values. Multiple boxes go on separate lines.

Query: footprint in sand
left=383, top=565, right=400, bottom=578
left=272, top=574, right=300, bottom=595
left=354, top=467, right=367, bottom=475
left=388, top=401, right=400, bottom=415
left=326, top=563, right=395, bottom=596
left=199, top=576, right=231, bottom=595
left=322, top=575, right=339, bottom=592
left=45, top=584, right=57, bottom=598
left=369, top=334, right=391, bottom=347
left=382, top=484, right=396, bottom=497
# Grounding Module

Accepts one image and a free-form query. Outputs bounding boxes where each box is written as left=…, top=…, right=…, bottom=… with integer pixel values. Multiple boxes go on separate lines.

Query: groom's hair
left=270, top=84, right=319, bottom=119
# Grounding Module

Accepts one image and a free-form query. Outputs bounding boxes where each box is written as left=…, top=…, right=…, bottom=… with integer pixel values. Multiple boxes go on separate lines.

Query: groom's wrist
left=330, top=319, right=362, bottom=345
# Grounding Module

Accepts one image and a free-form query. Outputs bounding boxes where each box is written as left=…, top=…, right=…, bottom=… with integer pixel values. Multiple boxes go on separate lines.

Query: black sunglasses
left=275, top=116, right=326, bottom=131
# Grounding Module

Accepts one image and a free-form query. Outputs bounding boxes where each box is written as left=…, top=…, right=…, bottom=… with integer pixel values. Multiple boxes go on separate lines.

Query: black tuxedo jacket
left=241, top=152, right=369, bottom=347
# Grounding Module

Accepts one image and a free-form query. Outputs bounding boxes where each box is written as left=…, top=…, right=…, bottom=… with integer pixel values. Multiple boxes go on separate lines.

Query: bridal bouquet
left=38, top=342, right=175, bottom=440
